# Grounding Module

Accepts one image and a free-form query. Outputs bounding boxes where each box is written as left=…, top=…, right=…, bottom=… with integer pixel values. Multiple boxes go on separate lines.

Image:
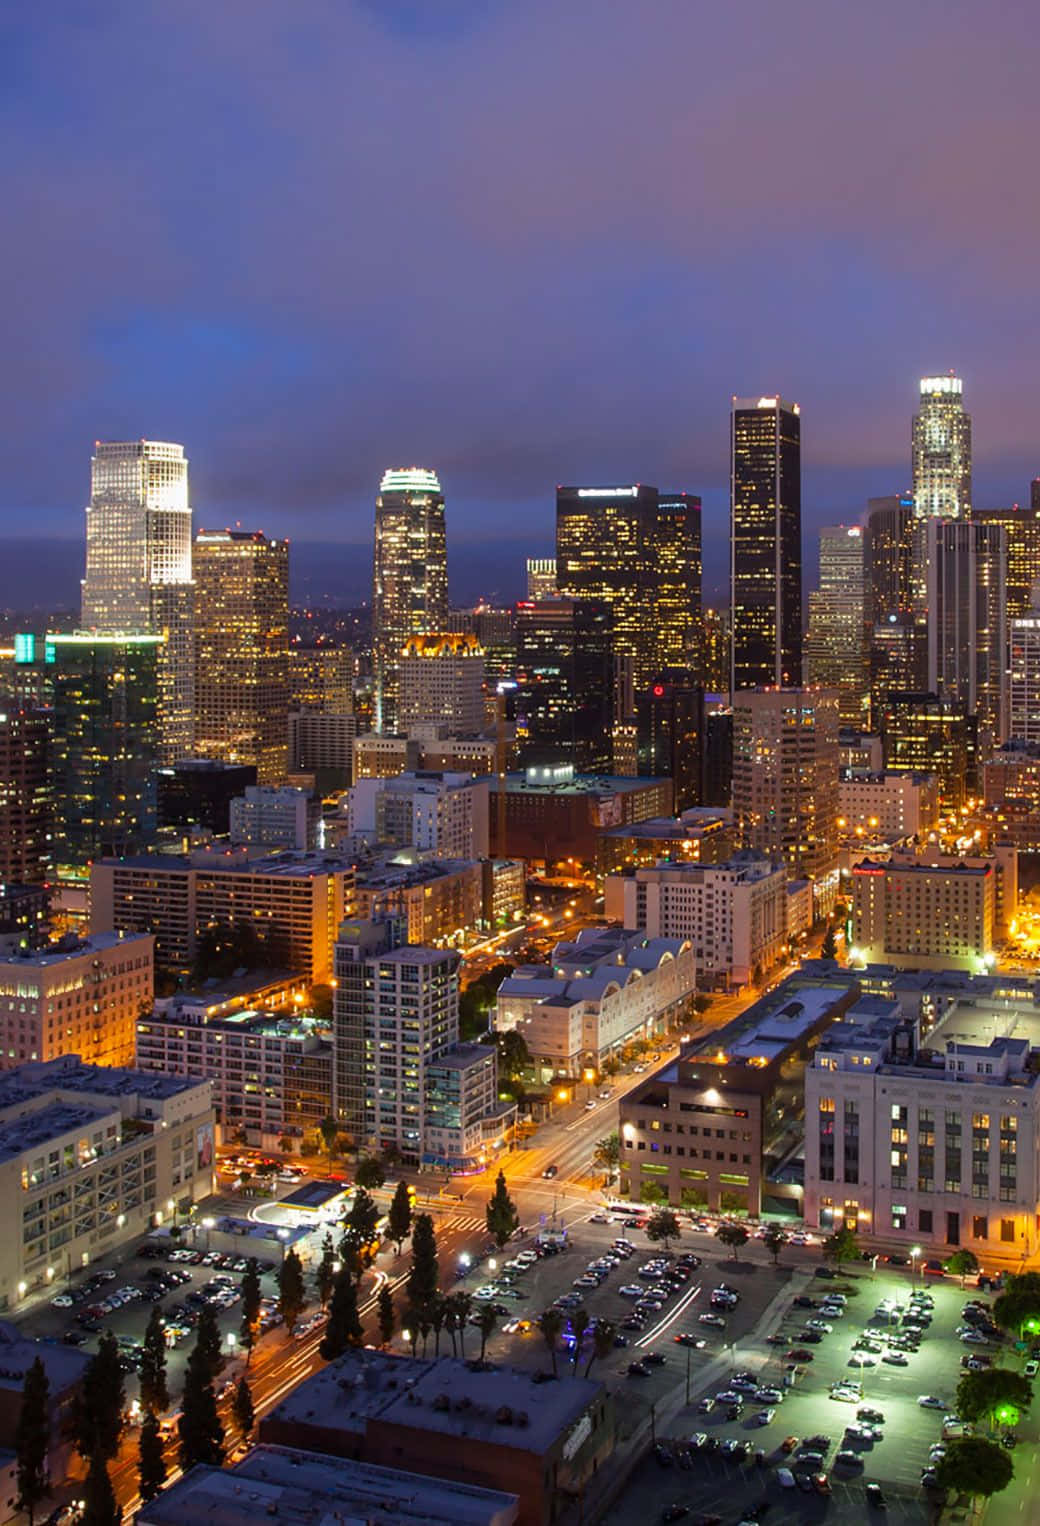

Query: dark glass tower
left=514, top=597, right=613, bottom=773
left=730, top=396, right=802, bottom=690
left=654, top=493, right=702, bottom=677
left=556, top=484, right=658, bottom=688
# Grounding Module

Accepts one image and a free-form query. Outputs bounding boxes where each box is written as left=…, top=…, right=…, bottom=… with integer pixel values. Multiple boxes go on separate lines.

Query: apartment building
left=347, top=772, right=490, bottom=860
left=606, top=852, right=788, bottom=989
left=851, top=854, right=1002, bottom=971
left=838, top=771, right=940, bottom=840
left=354, top=857, right=483, bottom=946
left=90, top=850, right=356, bottom=981
left=228, top=786, right=320, bottom=851
left=0, top=1055, right=213, bottom=1308
left=804, top=994, right=1040, bottom=1258
left=0, top=933, right=154, bottom=1071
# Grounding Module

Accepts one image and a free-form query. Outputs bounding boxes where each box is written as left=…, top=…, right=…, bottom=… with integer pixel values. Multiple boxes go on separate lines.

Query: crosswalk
left=439, top=1212, right=487, bottom=1234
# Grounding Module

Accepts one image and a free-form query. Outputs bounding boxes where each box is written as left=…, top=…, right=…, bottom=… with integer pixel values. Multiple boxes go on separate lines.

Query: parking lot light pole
left=911, top=1245, right=922, bottom=1285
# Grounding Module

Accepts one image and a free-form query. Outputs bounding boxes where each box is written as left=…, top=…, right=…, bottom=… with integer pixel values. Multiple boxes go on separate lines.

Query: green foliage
left=715, top=1222, right=749, bottom=1260
left=955, top=1367, right=1033, bottom=1428
left=485, top=1169, right=520, bottom=1249
left=460, top=966, right=515, bottom=1040
left=316, top=1232, right=337, bottom=1309
left=822, top=1224, right=860, bottom=1266
left=820, top=926, right=839, bottom=960
left=935, top=1435, right=1013, bottom=1501
left=693, top=994, right=713, bottom=1014
left=946, top=1249, right=980, bottom=1285
left=191, top=919, right=272, bottom=982
left=645, top=1208, right=681, bottom=1250
left=638, top=1180, right=667, bottom=1205
left=15, top=1356, right=50, bottom=1526
left=195, top=1303, right=224, bottom=1380
left=278, top=1247, right=307, bottom=1335
left=570, top=1308, right=590, bottom=1372
left=137, top=1410, right=166, bottom=1503
left=73, top=1332, right=125, bottom=1463
left=537, top=1307, right=563, bottom=1377
left=320, top=1269, right=364, bottom=1359
left=354, top=1156, right=386, bottom=1190
left=178, top=1341, right=225, bottom=1471
left=308, top=984, right=334, bottom=1021
left=584, top=1319, right=617, bottom=1378
left=680, top=1185, right=707, bottom=1208
left=386, top=1180, right=413, bottom=1254
left=406, top=1213, right=440, bottom=1310
left=239, top=1258, right=262, bottom=1363
left=593, top=1133, right=620, bottom=1178
left=139, top=1307, right=169, bottom=1415
left=494, top=1028, right=530, bottom=1081
left=762, top=1225, right=788, bottom=1266
left=318, top=1114, right=339, bottom=1162
left=346, top=1186, right=381, bottom=1246
left=377, top=1285, right=396, bottom=1347
left=446, top=1291, right=472, bottom=1357
left=81, top=1453, right=121, bottom=1526
left=994, top=1271, right=1040, bottom=1335
left=232, top=1377, right=255, bottom=1440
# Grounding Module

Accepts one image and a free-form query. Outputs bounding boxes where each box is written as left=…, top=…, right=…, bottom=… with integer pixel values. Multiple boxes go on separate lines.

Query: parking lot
left=602, top=1259, right=1019, bottom=1523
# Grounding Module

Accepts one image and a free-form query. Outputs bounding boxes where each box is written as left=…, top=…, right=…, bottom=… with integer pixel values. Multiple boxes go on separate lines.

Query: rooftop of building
left=853, top=856, right=991, bottom=877
left=495, top=767, right=668, bottom=796
left=145, top=1003, right=328, bottom=1043
left=98, top=849, right=355, bottom=878
left=839, top=770, right=936, bottom=785
left=0, top=1098, right=114, bottom=1162
left=598, top=808, right=733, bottom=841
left=137, top=1446, right=518, bottom=1526
left=0, top=1055, right=207, bottom=1119
left=498, top=927, right=689, bottom=1007
left=0, top=1319, right=90, bottom=1392
left=0, top=930, right=150, bottom=968
left=263, top=1348, right=431, bottom=1436
left=615, top=849, right=784, bottom=883
left=426, top=1042, right=496, bottom=1073
left=355, top=856, right=477, bottom=890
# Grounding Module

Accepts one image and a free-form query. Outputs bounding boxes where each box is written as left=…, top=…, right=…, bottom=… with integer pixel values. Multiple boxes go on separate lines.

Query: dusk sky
left=4, top=1, right=1040, bottom=604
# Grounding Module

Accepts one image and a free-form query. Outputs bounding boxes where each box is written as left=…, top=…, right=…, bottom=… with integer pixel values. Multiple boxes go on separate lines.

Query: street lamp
left=488, top=1258, right=497, bottom=1273
left=277, top=1226, right=290, bottom=1262
left=911, top=1246, right=921, bottom=1284
left=202, top=1215, right=216, bottom=1251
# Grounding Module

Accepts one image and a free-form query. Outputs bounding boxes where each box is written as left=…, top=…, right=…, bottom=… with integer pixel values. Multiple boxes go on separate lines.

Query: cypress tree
left=137, top=1410, right=167, bottom=1503
left=232, top=1377, right=254, bottom=1440
left=178, top=1343, right=224, bottom=1471
left=14, top=1356, right=50, bottom=1526
left=239, top=1258, right=262, bottom=1365
left=315, top=1232, right=336, bottom=1309
left=386, top=1180, right=413, bottom=1254
left=195, top=1303, right=224, bottom=1380
left=485, top=1170, right=519, bottom=1249
left=278, top=1247, right=306, bottom=1335
left=81, top=1453, right=120, bottom=1526
left=73, top=1332, right=125, bottom=1463
left=139, top=1307, right=169, bottom=1415
left=377, top=1285, right=395, bottom=1347
left=320, top=1268, right=364, bottom=1360
left=406, top=1213, right=439, bottom=1310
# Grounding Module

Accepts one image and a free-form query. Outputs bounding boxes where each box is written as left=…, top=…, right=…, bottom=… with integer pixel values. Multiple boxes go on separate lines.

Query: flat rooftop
left=100, top=850, right=354, bottom=878
left=0, top=1056, right=205, bottom=1113
left=264, top=1348, right=430, bottom=1436
left=495, top=772, right=666, bottom=796
left=136, top=1446, right=519, bottom=1526
left=599, top=810, right=731, bottom=841
left=0, top=1320, right=89, bottom=1392
left=0, top=930, right=149, bottom=969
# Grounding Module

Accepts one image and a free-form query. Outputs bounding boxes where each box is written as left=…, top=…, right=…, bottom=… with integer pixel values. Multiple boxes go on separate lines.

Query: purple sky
left=3, top=1, right=1039, bottom=603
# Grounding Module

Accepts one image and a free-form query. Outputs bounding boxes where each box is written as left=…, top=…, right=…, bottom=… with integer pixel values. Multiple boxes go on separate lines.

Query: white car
left=515, top=1251, right=538, bottom=1266
left=50, top=1294, right=73, bottom=1308
left=917, top=1395, right=947, bottom=1410
left=599, top=1090, right=612, bottom=1100
left=620, top=1285, right=646, bottom=1298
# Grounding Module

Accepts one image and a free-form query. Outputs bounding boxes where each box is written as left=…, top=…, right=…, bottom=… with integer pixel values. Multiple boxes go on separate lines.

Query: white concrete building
left=347, top=772, right=490, bottom=859
left=606, top=852, right=788, bottom=990
left=838, top=771, right=939, bottom=840
left=0, top=1055, right=214, bottom=1308
left=0, top=932, right=154, bottom=1071
left=399, top=632, right=486, bottom=735
left=804, top=992, right=1040, bottom=1258
left=229, top=785, right=319, bottom=850
left=495, top=926, right=695, bottom=1075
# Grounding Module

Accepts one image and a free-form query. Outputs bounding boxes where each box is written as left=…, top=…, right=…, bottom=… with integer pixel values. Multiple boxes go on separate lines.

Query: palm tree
left=584, top=1319, right=617, bottom=1379
left=570, top=1308, right=590, bottom=1373
left=449, top=1291, right=472, bottom=1358
left=430, top=1294, right=448, bottom=1357
left=476, top=1305, right=498, bottom=1365
left=537, top=1308, right=564, bottom=1378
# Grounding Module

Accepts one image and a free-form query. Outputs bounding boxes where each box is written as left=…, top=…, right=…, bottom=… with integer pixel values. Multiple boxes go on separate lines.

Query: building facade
left=0, top=704, right=51, bottom=884
left=353, top=858, right=483, bottom=946
left=347, top=772, right=490, bottom=860
left=975, top=504, right=1040, bottom=620
left=399, top=632, right=486, bottom=735
left=289, top=645, right=356, bottom=714
left=81, top=439, right=195, bottom=762
left=193, top=530, right=290, bottom=784
left=525, top=557, right=556, bottom=600
left=730, top=397, right=802, bottom=691
left=491, top=767, right=673, bottom=868
left=0, top=932, right=153, bottom=1071
left=229, top=785, right=319, bottom=851
left=914, top=517, right=1008, bottom=742
left=880, top=691, right=978, bottom=809
left=513, top=597, right=614, bottom=775
left=911, top=375, right=972, bottom=520
left=804, top=525, right=869, bottom=726
left=850, top=856, right=996, bottom=971
left=1009, top=605, right=1040, bottom=744
left=372, top=469, right=449, bottom=734
left=607, top=853, right=788, bottom=990
left=837, top=771, right=940, bottom=840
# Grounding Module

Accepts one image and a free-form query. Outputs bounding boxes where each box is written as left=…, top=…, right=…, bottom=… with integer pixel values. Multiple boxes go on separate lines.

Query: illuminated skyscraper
left=47, top=632, right=161, bottom=865
left=194, top=531, right=290, bottom=783
left=912, top=375, right=971, bottom=520
left=372, top=468, right=449, bottom=733
left=915, top=519, right=1007, bottom=743
left=654, top=493, right=702, bottom=675
left=730, top=397, right=802, bottom=691
left=805, top=525, right=869, bottom=725
left=974, top=504, right=1040, bottom=619
left=514, top=597, right=613, bottom=774
left=0, top=703, right=52, bottom=883
left=81, top=440, right=194, bottom=762
left=865, top=495, right=914, bottom=626
left=525, top=558, right=557, bottom=600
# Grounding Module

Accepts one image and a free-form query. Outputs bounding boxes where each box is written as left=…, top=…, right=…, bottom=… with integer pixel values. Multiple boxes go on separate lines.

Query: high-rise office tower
left=912, top=375, right=971, bottom=520
left=637, top=679, right=704, bottom=811
left=880, top=691, right=977, bottom=809
left=372, top=468, right=449, bottom=733
left=974, top=505, right=1040, bottom=619
left=804, top=525, right=870, bottom=726
left=701, top=608, right=731, bottom=694
left=654, top=493, right=703, bottom=676
left=398, top=632, right=486, bottom=734
left=194, top=530, right=290, bottom=783
left=289, top=646, right=356, bottom=714
left=731, top=688, right=840, bottom=901
left=865, top=495, right=914, bottom=626
left=915, top=518, right=1008, bottom=743
left=81, top=440, right=195, bottom=763
left=730, top=396, right=802, bottom=691
left=0, top=704, right=52, bottom=883
left=526, top=558, right=557, bottom=600
left=556, top=484, right=656, bottom=688
left=47, top=632, right=161, bottom=865
left=1009, top=595, right=1040, bottom=744
left=514, top=597, right=613, bottom=774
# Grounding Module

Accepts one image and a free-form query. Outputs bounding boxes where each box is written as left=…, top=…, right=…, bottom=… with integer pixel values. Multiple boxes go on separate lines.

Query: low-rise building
left=288, top=710, right=357, bottom=784
left=803, top=992, right=1040, bottom=1258
left=347, top=772, right=490, bottom=859
left=481, top=858, right=525, bottom=930
left=354, top=731, right=498, bottom=780
left=0, top=1321, right=89, bottom=1479
left=496, top=926, right=695, bottom=1076
left=424, top=1043, right=515, bottom=1172
left=229, top=784, right=320, bottom=850
left=136, top=999, right=331, bottom=1147
left=0, top=932, right=153, bottom=1071
left=260, top=1349, right=614, bottom=1526
left=850, top=847, right=1016, bottom=971
left=491, top=765, right=673, bottom=868
left=90, top=849, right=356, bottom=980
left=0, top=1055, right=214, bottom=1308
left=605, top=852, right=788, bottom=990
left=618, top=976, right=859, bottom=1215
left=595, top=807, right=736, bottom=881
left=838, top=771, right=939, bottom=840
left=354, top=856, right=483, bottom=946
left=136, top=1446, right=520, bottom=1526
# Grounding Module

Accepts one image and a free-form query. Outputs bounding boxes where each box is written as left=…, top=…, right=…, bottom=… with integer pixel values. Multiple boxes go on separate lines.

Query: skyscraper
left=864, top=494, right=914, bottom=626
left=912, top=375, right=972, bottom=520
left=730, top=396, right=802, bottom=691
left=1009, top=603, right=1040, bottom=744
left=0, top=703, right=51, bottom=883
left=194, top=530, right=290, bottom=783
left=916, top=518, right=1007, bottom=743
left=514, top=596, right=613, bottom=774
left=372, top=468, right=449, bottom=733
left=525, top=558, right=556, bottom=600
left=804, top=525, right=870, bottom=725
left=81, top=440, right=195, bottom=762
left=731, top=687, right=840, bottom=905
left=556, top=484, right=659, bottom=688
left=398, top=632, right=486, bottom=734
left=973, top=504, right=1040, bottom=619
left=47, top=632, right=161, bottom=865
left=654, top=493, right=703, bottom=675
